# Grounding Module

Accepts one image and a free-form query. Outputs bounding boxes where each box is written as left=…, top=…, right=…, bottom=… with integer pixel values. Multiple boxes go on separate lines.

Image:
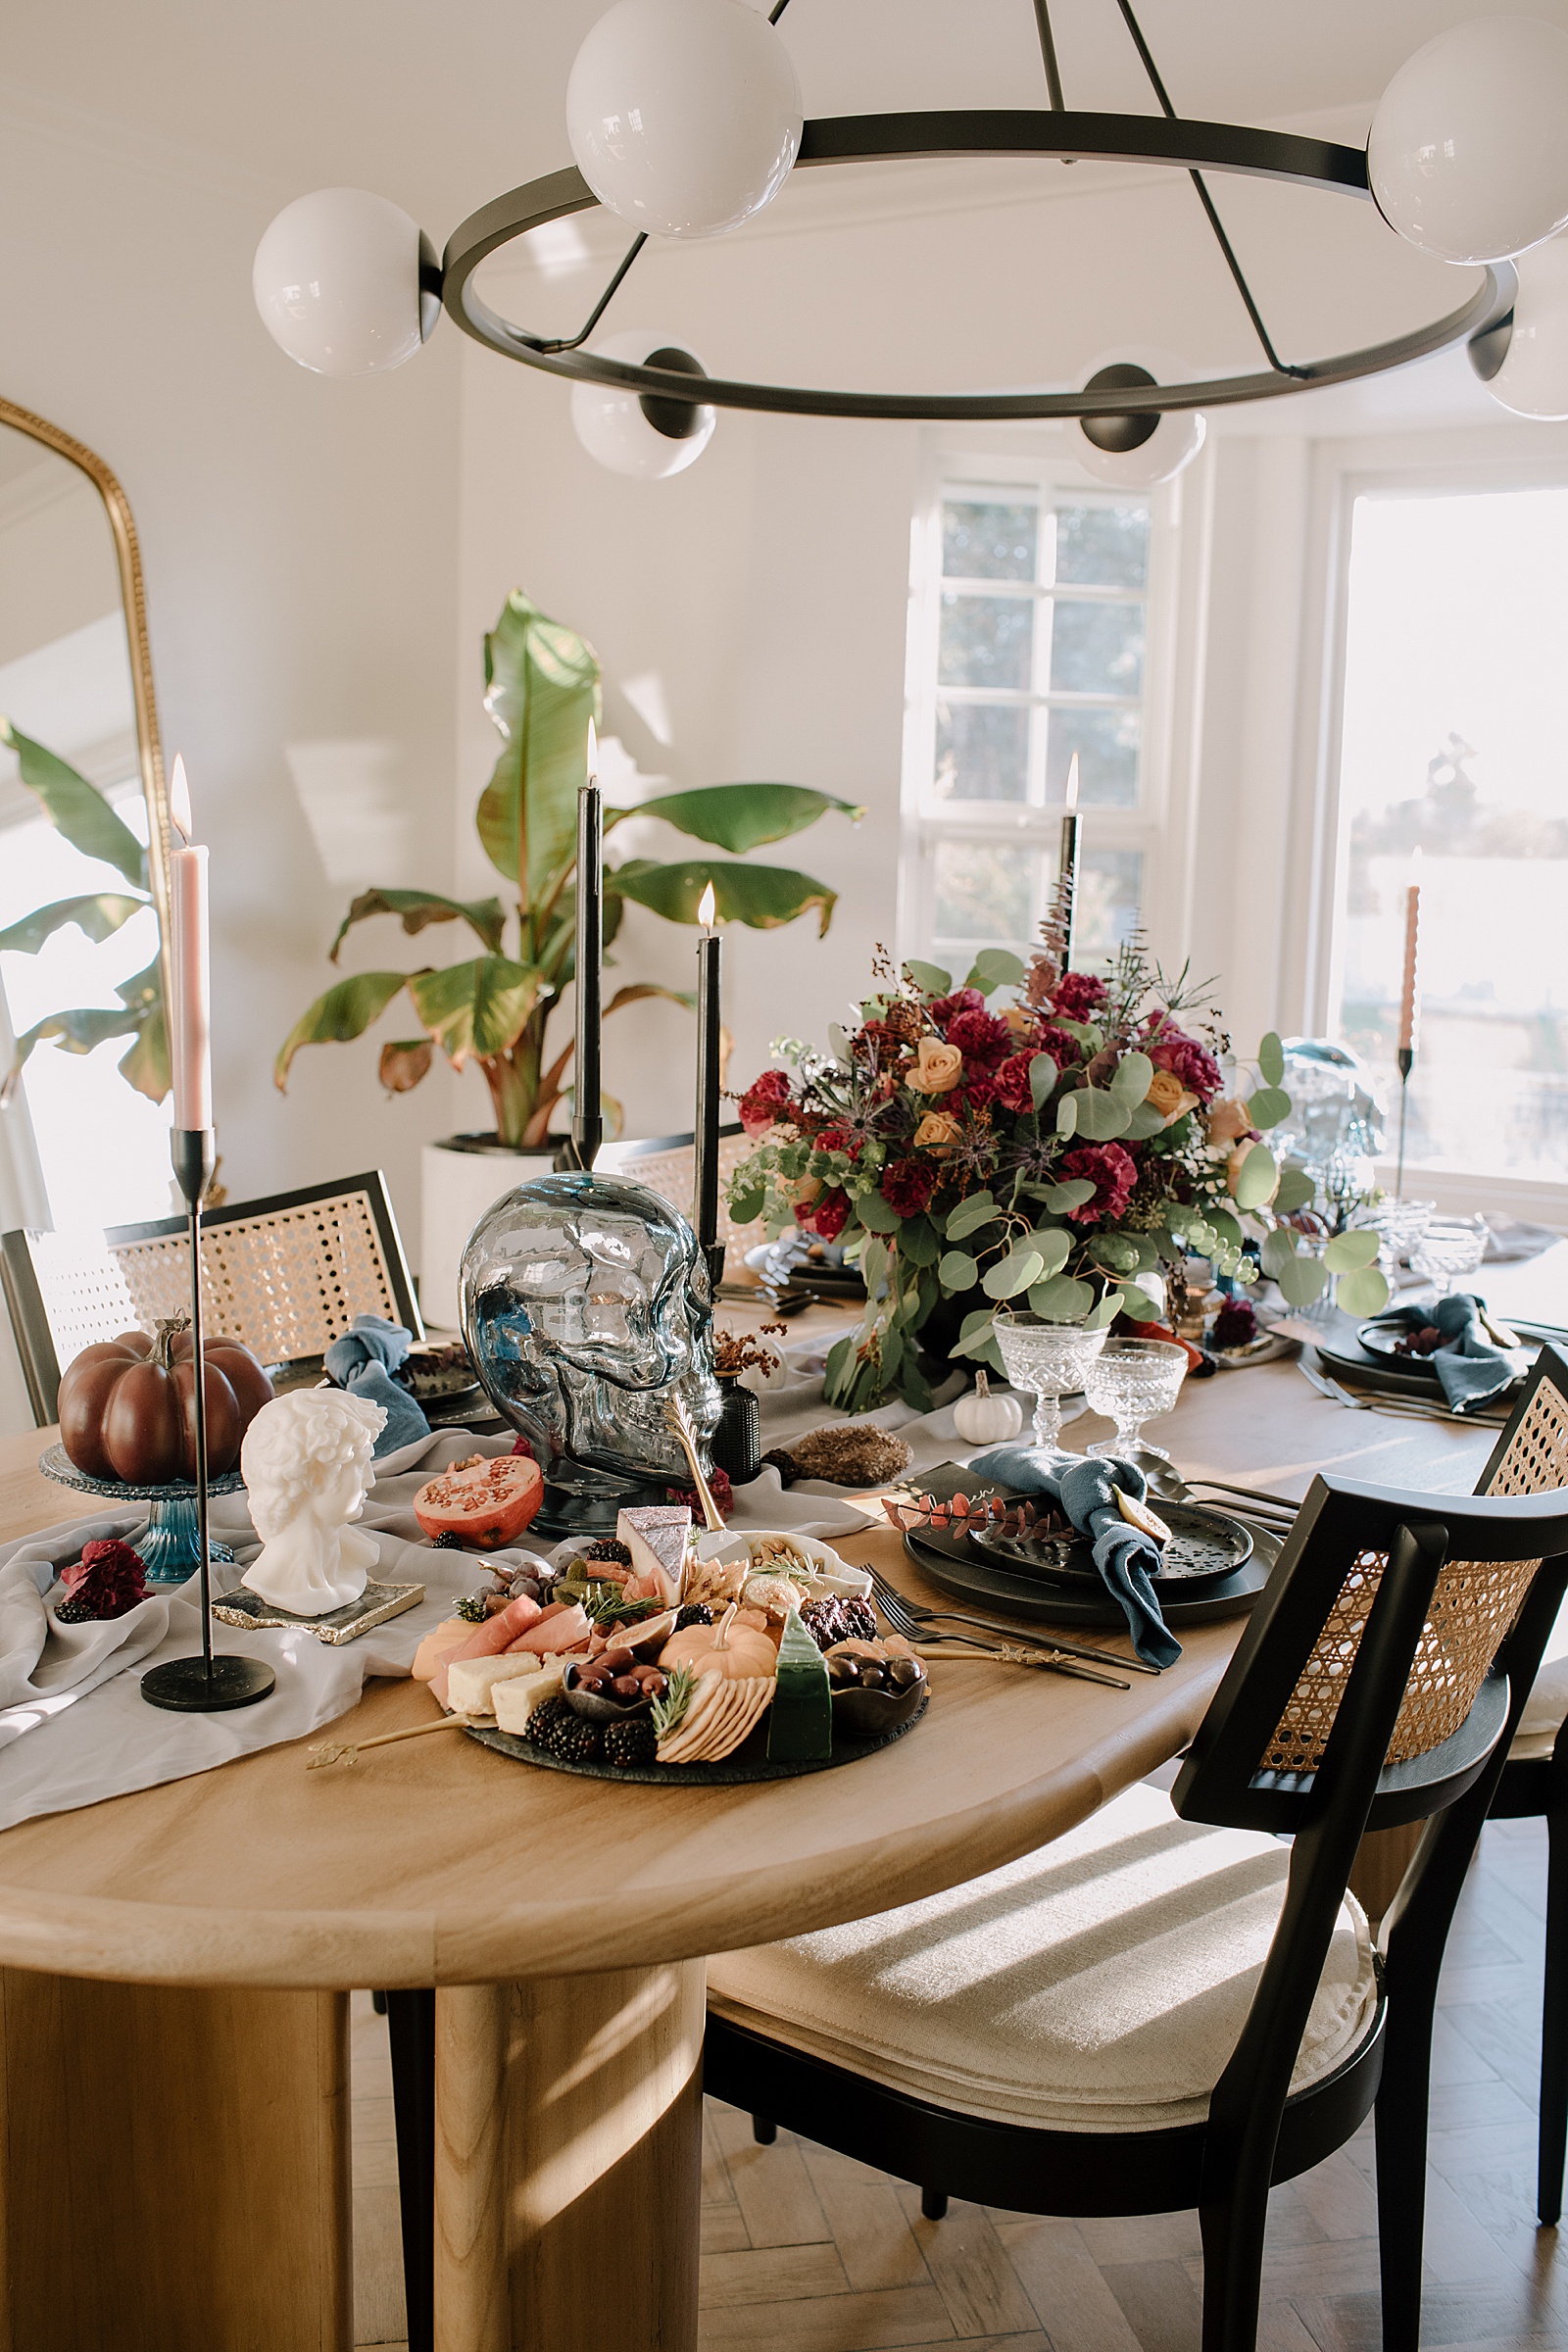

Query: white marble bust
left=240, top=1390, right=386, bottom=1616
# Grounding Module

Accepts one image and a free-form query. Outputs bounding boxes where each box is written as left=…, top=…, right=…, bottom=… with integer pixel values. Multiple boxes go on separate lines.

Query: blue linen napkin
left=968, top=1445, right=1181, bottom=1669
left=1391, top=1294, right=1519, bottom=1415
left=323, top=1316, right=430, bottom=1456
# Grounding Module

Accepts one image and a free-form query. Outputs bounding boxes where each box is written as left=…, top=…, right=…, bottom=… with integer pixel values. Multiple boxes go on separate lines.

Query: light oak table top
left=0, top=1359, right=1496, bottom=1993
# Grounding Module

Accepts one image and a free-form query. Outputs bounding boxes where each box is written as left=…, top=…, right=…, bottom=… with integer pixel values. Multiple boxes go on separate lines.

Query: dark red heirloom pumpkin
left=58, top=1317, right=273, bottom=1484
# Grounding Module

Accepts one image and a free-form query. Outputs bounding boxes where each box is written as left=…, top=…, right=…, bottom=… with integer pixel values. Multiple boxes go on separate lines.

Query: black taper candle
left=570, top=767, right=604, bottom=1171
left=1058, top=809, right=1081, bottom=971
left=695, top=899, right=724, bottom=1294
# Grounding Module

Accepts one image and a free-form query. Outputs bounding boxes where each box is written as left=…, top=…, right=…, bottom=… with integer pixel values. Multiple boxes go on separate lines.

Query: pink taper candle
left=168, top=757, right=213, bottom=1131
left=1397, top=877, right=1421, bottom=1055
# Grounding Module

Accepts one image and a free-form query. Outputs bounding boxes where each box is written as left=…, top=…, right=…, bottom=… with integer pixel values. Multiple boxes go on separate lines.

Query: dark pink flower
left=1052, top=972, right=1109, bottom=1019
left=945, top=1007, right=1012, bottom=1066
left=1058, top=1143, right=1139, bottom=1225
left=1142, top=1016, right=1222, bottom=1103
left=1035, top=1022, right=1085, bottom=1069
left=956, top=1068, right=1000, bottom=1111
left=738, top=1068, right=795, bottom=1136
left=928, top=988, right=986, bottom=1027
left=805, top=1187, right=851, bottom=1242
left=880, top=1157, right=937, bottom=1217
left=992, top=1051, right=1039, bottom=1113
left=61, top=1538, right=148, bottom=1619
left=813, top=1126, right=863, bottom=1158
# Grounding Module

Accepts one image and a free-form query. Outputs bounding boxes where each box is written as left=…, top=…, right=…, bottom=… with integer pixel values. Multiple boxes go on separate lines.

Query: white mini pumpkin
left=953, top=1369, right=1024, bottom=1446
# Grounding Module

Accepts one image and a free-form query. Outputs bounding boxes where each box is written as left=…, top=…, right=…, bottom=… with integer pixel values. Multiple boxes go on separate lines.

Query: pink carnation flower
left=737, top=1068, right=795, bottom=1137
left=1142, top=1016, right=1222, bottom=1103
left=1058, top=1143, right=1139, bottom=1224
left=1051, top=972, right=1109, bottom=1019
left=945, top=1006, right=1012, bottom=1065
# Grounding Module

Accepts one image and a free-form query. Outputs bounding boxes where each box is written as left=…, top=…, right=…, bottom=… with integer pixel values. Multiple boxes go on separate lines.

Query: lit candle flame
left=170, top=754, right=193, bottom=844
left=698, top=882, right=717, bottom=930
left=585, top=717, right=598, bottom=782
left=1063, top=752, right=1080, bottom=813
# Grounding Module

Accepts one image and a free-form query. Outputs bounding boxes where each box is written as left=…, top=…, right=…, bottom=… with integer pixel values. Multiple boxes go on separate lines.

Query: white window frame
left=899, top=433, right=1185, bottom=975
left=1294, top=425, right=1568, bottom=1226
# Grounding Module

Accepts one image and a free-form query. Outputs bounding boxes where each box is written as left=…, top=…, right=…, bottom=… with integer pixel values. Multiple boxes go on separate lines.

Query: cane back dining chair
left=597, top=1123, right=769, bottom=1262
left=1, top=1168, right=420, bottom=1424
left=703, top=1462, right=1568, bottom=2352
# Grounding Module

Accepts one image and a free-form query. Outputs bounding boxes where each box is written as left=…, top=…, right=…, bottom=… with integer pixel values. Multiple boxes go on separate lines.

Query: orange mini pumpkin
left=659, top=1602, right=777, bottom=1682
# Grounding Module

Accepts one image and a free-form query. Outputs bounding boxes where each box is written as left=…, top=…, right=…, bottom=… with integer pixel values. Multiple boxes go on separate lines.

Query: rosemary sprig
left=652, top=1662, right=698, bottom=1742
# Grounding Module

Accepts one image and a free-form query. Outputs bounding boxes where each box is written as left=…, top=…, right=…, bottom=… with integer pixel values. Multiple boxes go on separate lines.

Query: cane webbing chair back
left=1478, top=1352, right=1568, bottom=1501
left=2, top=1170, right=419, bottom=1424
left=600, top=1124, right=768, bottom=1255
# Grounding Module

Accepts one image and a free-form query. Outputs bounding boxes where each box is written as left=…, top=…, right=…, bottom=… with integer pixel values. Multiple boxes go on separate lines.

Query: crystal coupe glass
left=1409, top=1212, right=1488, bottom=1300
left=1083, top=1337, right=1189, bottom=1465
left=993, top=1315, right=1108, bottom=1461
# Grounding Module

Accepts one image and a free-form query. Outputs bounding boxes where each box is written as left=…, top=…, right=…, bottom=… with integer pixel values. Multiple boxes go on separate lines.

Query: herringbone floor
left=352, top=1814, right=1568, bottom=2351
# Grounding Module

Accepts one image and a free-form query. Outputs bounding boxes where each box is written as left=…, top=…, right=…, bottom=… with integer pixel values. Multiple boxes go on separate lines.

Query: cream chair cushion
left=1512, top=1655, right=1568, bottom=1762
left=707, top=1780, right=1378, bottom=2133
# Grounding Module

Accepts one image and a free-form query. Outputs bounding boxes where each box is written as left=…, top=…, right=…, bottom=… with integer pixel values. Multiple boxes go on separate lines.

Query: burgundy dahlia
left=60, top=1538, right=149, bottom=1620
left=928, top=987, right=986, bottom=1027
left=881, top=1157, right=938, bottom=1217
left=1052, top=972, right=1109, bottom=1019
left=1035, top=1022, right=1086, bottom=1069
left=737, top=1068, right=796, bottom=1137
left=806, top=1188, right=851, bottom=1242
left=992, top=1051, right=1039, bottom=1113
left=1058, top=1143, right=1139, bottom=1225
left=945, top=1007, right=1012, bottom=1066
left=1143, top=1016, right=1222, bottom=1103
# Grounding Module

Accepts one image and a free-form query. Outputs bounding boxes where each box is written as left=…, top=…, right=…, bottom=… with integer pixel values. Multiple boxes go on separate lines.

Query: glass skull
left=461, top=1170, right=721, bottom=1536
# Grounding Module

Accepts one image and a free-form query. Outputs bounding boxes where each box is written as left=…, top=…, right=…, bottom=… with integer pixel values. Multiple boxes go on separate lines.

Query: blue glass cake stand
left=39, top=1443, right=244, bottom=1586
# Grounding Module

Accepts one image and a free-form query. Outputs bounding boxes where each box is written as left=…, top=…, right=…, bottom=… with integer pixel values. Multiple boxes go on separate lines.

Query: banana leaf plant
left=275, top=591, right=861, bottom=1149
left=0, top=719, right=170, bottom=1107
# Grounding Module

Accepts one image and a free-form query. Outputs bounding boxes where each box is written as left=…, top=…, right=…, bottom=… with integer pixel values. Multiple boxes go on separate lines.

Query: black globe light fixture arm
left=437, top=108, right=1516, bottom=425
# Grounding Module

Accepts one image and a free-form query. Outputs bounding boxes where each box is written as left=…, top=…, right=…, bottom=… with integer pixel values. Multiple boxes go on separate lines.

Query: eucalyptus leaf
left=856, top=1189, right=901, bottom=1234
left=1086, top=1294, right=1125, bottom=1329
left=1028, top=1274, right=1095, bottom=1323
left=982, top=1246, right=1046, bottom=1299
left=610, top=858, right=836, bottom=936
left=612, top=782, right=863, bottom=852
left=1109, top=1051, right=1154, bottom=1105
left=963, top=948, right=1026, bottom=995
left=1090, top=1234, right=1140, bottom=1273
left=904, top=959, right=952, bottom=995
left=898, top=1215, right=941, bottom=1266
left=1028, top=1226, right=1071, bottom=1279
left=1055, top=1093, right=1079, bottom=1137
left=1034, top=1177, right=1096, bottom=1211
left=0, top=721, right=146, bottom=888
left=945, top=1191, right=998, bottom=1241
left=1120, top=1101, right=1170, bottom=1141
left=1272, top=1167, right=1316, bottom=1215
left=1117, top=1284, right=1163, bottom=1322
left=1336, top=1266, right=1391, bottom=1316
left=0, top=894, right=147, bottom=956
left=1232, top=1143, right=1279, bottom=1211
left=938, top=1250, right=979, bottom=1289
left=1247, top=1087, right=1292, bottom=1130
left=860, top=1237, right=890, bottom=1296
left=1323, top=1227, right=1381, bottom=1272
left=1028, top=1052, right=1058, bottom=1109
left=949, top=1316, right=1004, bottom=1363
left=1260, top=1227, right=1299, bottom=1280
left=1067, top=1087, right=1131, bottom=1141
left=1276, top=1254, right=1329, bottom=1307
left=1258, top=1031, right=1286, bottom=1087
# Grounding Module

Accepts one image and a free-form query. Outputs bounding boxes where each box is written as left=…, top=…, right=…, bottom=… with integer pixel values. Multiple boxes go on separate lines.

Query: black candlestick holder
left=140, top=1127, right=276, bottom=1714
left=1395, top=1044, right=1415, bottom=1198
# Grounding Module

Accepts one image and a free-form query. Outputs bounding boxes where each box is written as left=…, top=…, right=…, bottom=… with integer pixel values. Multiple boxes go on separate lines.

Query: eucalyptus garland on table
left=727, top=937, right=1389, bottom=1413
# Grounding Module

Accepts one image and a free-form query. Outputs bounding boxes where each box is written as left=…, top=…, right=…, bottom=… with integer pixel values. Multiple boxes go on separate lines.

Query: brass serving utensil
left=307, top=1714, right=472, bottom=1769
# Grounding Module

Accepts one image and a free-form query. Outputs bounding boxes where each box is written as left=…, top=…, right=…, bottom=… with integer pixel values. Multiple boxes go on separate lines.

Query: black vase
left=710, top=1376, right=762, bottom=1483
left=913, top=1284, right=989, bottom=1375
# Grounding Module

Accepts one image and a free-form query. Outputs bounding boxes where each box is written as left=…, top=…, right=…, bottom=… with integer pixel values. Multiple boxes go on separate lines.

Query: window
left=1331, top=483, right=1568, bottom=1186
left=904, top=462, right=1170, bottom=976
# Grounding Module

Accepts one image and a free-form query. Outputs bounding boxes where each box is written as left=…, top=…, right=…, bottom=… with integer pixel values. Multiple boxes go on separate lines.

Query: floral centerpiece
left=727, top=930, right=1389, bottom=1412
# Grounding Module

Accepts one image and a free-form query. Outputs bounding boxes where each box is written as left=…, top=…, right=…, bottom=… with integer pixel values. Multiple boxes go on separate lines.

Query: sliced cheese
left=493, top=1659, right=569, bottom=1735
left=412, top=1619, right=471, bottom=1683
left=616, top=1504, right=692, bottom=1605
left=446, top=1651, right=542, bottom=1720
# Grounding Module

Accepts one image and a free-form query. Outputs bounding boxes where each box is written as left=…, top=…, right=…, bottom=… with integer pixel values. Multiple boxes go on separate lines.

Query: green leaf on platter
left=1232, top=1143, right=1279, bottom=1211
left=1090, top=1233, right=1139, bottom=1274
left=1247, top=1087, right=1292, bottom=1130
left=609, top=858, right=836, bottom=936
left=406, top=956, right=542, bottom=1066
left=938, top=1249, right=979, bottom=1289
left=476, top=591, right=601, bottom=907
left=612, top=783, right=863, bottom=853
left=0, top=720, right=146, bottom=888
left=982, top=1245, right=1046, bottom=1299
left=1271, top=1166, right=1316, bottom=1215
left=963, top=948, right=1027, bottom=995
left=1120, top=1101, right=1170, bottom=1141
left=1258, top=1031, right=1286, bottom=1087
left=1276, top=1254, right=1329, bottom=1307
left=944, top=1191, right=998, bottom=1241
left=1109, top=1051, right=1154, bottom=1105
left=856, top=1189, right=900, bottom=1234
left=1336, top=1266, right=1391, bottom=1316
left=1117, top=1284, right=1164, bottom=1322
left=1034, top=1176, right=1096, bottom=1212
left=904, top=959, right=952, bottom=995
left=1028, top=1274, right=1095, bottom=1323
left=0, top=893, right=148, bottom=956
left=329, top=889, right=508, bottom=962
left=274, top=970, right=413, bottom=1089
left=1028, top=1052, right=1058, bottom=1110
left=1028, top=1226, right=1071, bottom=1280
left=118, top=1002, right=171, bottom=1103
left=1067, top=1087, right=1131, bottom=1141
left=897, top=1214, right=941, bottom=1266
left=1323, top=1227, right=1381, bottom=1273
left=1086, top=1294, right=1125, bottom=1330
left=1260, top=1227, right=1300, bottom=1280
left=1055, top=1093, right=1079, bottom=1137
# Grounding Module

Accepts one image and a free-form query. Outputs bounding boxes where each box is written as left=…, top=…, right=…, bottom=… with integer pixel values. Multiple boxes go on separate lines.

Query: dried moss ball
left=784, top=1426, right=913, bottom=1489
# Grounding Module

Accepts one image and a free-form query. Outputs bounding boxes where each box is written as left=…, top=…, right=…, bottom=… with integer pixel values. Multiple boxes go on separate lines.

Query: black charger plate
left=903, top=1519, right=1275, bottom=1629
left=1313, top=1305, right=1533, bottom=1399
left=970, top=1497, right=1251, bottom=1596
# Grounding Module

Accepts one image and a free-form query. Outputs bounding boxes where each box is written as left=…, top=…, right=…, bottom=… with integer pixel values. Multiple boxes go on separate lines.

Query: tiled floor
left=351, top=1815, right=1568, bottom=2350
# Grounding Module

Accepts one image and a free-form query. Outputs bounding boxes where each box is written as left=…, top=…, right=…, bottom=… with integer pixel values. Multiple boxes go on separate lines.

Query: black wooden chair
left=705, top=1467, right=1568, bottom=2352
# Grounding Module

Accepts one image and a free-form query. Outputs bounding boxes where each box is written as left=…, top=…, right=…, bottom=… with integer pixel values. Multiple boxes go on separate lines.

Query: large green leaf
left=1066, top=1086, right=1131, bottom=1140
left=1272, top=1166, right=1316, bottom=1215
left=119, top=1003, right=171, bottom=1103
left=476, top=592, right=601, bottom=910
left=1, top=721, right=146, bottom=887
left=944, top=1192, right=998, bottom=1242
left=407, top=956, right=542, bottom=1065
left=608, top=858, right=837, bottom=936
left=1258, top=1031, right=1286, bottom=1087
left=1029, top=1053, right=1058, bottom=1110
left=1336, top=1266, right=1391, bottom=1316
left=982, top=1242, right=1047, bottom=1299
left=0, top=893, right=147, bottom=956
left=904, top=960, right=952, bottom=995
left=1027, top=1274, right=1095, bottom=1323
left=1109, top=1051, right=1154, bottom=1105
left=329, top=889, right=507, bottom=962
left=6, top=1001, right=147, bottom=1098
left=1232, top=1144, right=1278, bottom=1211
left=274, top=970, right=413, bottom=1089
left=1323, top=1227, right=1380, bottom=1272
left=612, top=783, right=863, bottom=852
left=963, top=949, right=1027, bottom=995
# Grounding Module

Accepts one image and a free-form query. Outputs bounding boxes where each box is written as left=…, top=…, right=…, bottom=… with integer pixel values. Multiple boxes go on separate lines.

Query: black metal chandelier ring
left=439, top=110, right=1517, bottom=422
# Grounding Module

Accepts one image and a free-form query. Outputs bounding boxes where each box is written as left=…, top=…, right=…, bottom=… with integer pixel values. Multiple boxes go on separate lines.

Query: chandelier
left=254, top=2, right=1568, bottom=486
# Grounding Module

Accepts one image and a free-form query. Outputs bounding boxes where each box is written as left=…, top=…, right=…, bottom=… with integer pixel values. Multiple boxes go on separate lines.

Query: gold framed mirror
left=0, top=397, right=174, bottom=1231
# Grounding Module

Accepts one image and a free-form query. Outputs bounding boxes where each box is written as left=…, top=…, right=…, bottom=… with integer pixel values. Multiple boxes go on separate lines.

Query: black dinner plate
left=968, top=1497, right=1251, bottom=1596
left=1312, top=1306, right=1533, bottom=1399
left=902, top=1519, right=1276, bottom=1630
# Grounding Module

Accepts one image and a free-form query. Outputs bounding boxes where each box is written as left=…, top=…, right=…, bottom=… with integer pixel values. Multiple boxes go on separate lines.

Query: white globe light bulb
left=1368, top=17, right=1568, bottom=266
left=569, top=330, right=717, bottom=476
left=566, top=0, right=803, bottom=240
left=253, top=188, right=434, bottom=377
left=1484, top=235, right=1568, bottom=416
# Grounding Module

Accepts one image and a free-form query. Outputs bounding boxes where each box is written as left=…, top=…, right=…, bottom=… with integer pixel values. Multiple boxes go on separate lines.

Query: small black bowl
left=830, top=1669, right=927, bottom=1740
left=562, top=1662, right=656, bottom=1724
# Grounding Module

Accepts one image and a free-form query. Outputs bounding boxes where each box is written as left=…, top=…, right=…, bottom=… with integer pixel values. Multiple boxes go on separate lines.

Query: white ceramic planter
left=419, top=1135, right=559, bottom=1332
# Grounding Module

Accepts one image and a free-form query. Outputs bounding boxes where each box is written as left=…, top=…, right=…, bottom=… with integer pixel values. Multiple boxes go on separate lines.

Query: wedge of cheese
left=616, top=1504, right=692, bottom=1605
left=493, top=1659, right=569, bottom=1735
left=446, top=1651, right=543, bottom=1720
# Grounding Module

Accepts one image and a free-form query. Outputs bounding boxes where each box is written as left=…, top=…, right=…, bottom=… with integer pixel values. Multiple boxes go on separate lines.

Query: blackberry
left=433, top=1531, right=464, bottom=1551
left=602, top=1716, right=657, bottom=1769
left=530, top=1699, right=602, bottom=1765
left=585, top=1537, right=632, bottom=1567
left=674, top=1602, right=713, bottom=1632
left=55, top=1593, right=95, bottom=1624
left=800, top=1595, right=877, bottom=1653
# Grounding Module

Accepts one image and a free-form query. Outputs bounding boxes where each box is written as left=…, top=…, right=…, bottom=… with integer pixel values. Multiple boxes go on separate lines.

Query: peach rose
left=907, top=1038, right=964, bottom=1094
left=1225, top=1137, right=1278, bottom=1203
left=1207, top=1097, right=1252, bottom=1148
left=1002, top=1005, right=1036, bottom=1039
left=1145, top=1068, right=1198, bottom=1122
left=783, top=1174, right=822, bottom=1208
left=912, top=1110, right=962, bottom=1152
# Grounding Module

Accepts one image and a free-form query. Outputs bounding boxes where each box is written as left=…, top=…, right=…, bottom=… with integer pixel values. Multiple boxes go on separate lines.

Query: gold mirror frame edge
left=0, top=394, right=172, bottom=1025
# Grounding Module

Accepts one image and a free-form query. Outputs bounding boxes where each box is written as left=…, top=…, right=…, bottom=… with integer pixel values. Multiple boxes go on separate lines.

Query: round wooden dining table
left=0, top=1343, right=1503, bottom=2352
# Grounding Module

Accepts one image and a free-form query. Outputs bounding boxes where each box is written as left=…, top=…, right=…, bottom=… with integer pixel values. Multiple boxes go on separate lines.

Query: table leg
left=0, top=1970, right=350, bottom=2351
left=433, top=1960, right=705, bottom=2352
